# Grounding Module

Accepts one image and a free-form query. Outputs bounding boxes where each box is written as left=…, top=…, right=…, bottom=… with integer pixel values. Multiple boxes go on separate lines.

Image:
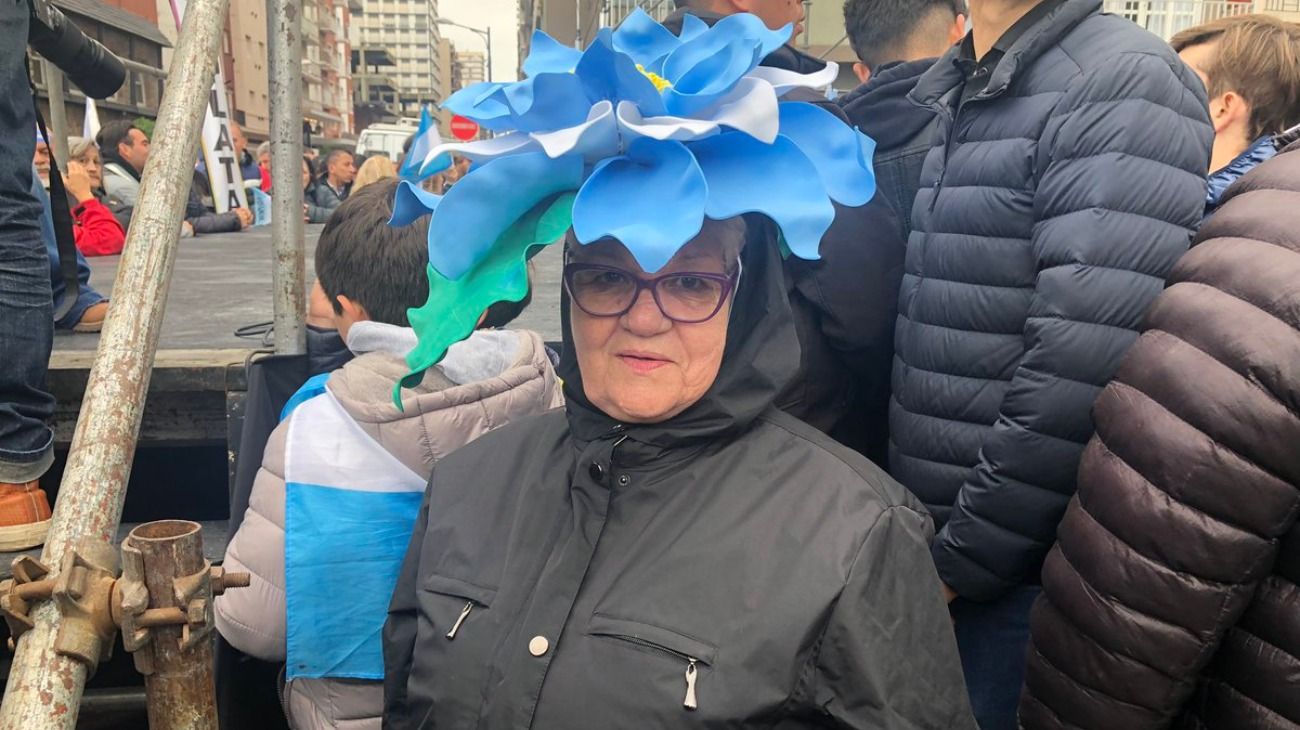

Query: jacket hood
left=838, top=58, right=936, bottom=148
left=329, top=327, right=563, bottom=474
left=557, top=215, right=800, bottom=461
left=911, top=0, right=1099, bottom=109
left=661, top=8, right=829, bottom=75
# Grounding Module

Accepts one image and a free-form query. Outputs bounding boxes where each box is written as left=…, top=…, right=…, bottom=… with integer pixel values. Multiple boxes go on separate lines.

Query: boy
left=216, top=179, right=562, bottom=730
left=1172, top=14, right=1300, bottom=218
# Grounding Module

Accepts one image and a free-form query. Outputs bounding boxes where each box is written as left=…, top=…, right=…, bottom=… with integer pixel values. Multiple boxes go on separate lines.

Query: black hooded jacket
left=661, top=8, right=906, bottom=463
left=382, top=216, right=974, bottom=729
left=837, top=59, right=939, bottom=242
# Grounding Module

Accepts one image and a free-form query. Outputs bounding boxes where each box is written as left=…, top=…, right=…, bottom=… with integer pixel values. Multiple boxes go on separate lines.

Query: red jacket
left=73, top=197, right=127, bottom=257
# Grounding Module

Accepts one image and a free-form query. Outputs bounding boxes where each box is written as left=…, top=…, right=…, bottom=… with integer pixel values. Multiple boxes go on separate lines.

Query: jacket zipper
left=446, top=601, right=474, bottom=639
left=684, top=659, right=699, bottom=710
left=601, top=634, right=702, bottom=710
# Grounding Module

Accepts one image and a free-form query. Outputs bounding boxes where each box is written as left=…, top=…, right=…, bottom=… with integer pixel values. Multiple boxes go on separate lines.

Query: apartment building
left=355, top=0, right=445, bottom=116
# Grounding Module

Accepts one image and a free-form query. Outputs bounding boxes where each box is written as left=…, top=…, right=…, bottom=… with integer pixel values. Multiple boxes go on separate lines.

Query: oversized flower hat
left=390, top=9, right=878, bottom=392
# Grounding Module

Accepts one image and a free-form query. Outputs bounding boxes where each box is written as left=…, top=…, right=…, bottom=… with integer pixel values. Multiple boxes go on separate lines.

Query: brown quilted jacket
left=1019, top=144, right=1300, bottom=730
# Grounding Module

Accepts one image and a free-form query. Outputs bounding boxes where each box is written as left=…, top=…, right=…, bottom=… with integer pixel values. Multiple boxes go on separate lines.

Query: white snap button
left=528, top=635, right=550, bottom=657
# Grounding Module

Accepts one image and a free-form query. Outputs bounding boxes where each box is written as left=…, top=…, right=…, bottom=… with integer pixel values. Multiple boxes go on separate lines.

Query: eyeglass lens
left=569, top=267, right=727, bottom=323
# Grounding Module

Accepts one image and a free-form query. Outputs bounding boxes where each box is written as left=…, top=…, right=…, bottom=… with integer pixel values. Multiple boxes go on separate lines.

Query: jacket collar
left=911, top=0, right=1101, bottom=111
left=1206, top=135, right=1278, bottom=214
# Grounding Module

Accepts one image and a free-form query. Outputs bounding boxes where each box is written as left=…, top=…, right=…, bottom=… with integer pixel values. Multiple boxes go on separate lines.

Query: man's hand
left=63, top=161, right=95, bottom=203
left=942, top=584, right=958, bottom=604
left=234, top=206, right=254, bottom=228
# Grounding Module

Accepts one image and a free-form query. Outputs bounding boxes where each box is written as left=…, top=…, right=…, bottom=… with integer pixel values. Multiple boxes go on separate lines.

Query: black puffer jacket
left=383, top=217, right=974, bottom=729
left=838, top=58, right=939, bottom=243
left=890, top=0, right=1213, bottom=601
left=1020, top=145, right=1300, bottom=730
left=662, top=8, right=905, bottom=462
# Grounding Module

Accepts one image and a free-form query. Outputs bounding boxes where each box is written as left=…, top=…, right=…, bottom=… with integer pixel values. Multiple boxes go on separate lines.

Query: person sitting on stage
left=63, top=137, right=127, bottom=257
left=215, top=178, right=562, bottom=730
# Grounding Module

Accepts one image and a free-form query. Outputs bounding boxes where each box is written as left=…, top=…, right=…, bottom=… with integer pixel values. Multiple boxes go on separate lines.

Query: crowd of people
left=216, top=0, right=1300, bottom=728
left=1, top=0, right=1297, bottom=726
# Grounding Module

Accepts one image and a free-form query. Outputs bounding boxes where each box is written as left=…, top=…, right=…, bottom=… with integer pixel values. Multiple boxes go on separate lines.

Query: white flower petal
left=615, top=77, right=779, bottom=145
left=616, top=101, right=722, bottom=144
left=530, top=100, right=620, bottom=161
left=420, top=133, right=539, bottom=172
left=747, top=61, right=839, bottom=97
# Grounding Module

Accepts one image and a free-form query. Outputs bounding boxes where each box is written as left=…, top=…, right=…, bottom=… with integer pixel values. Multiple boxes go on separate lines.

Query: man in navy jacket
left=888, top=0, right=1213, bottom=726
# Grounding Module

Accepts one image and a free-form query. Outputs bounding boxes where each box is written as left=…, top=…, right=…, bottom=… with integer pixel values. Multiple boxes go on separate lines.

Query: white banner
left=168, top=0, right=248, bottom=213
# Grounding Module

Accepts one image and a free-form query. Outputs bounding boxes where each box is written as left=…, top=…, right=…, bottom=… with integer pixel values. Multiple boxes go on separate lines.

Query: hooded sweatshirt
left=216, top=324, right=563, bottom=730
left=382, top=217, right=974, bottom=729
left=837, top=58, right=939, bottom=241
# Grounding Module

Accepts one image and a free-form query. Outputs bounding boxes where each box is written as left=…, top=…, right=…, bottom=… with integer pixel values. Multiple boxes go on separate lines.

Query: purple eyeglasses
left=563, top=263, right=739, bottom=324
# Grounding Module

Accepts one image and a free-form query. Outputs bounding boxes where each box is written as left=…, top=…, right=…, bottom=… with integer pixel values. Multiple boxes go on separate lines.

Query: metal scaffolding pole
left=0, top=0, right=231, bottom=724
left=267, top=0, right=306, bottom=356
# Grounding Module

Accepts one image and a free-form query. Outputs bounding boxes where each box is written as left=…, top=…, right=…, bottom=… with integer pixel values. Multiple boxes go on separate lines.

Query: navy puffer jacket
left=890, top=0, right=1213, bottom=601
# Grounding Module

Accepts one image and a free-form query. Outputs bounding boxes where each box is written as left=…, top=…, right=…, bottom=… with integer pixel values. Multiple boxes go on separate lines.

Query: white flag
left=167, top=0, right=248, bottom=213
left=82, top=98, right=100, bottom=139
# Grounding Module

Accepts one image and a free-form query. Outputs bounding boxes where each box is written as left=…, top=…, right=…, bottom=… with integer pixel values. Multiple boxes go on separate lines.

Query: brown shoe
left=72, top=301, right=109, bottom=333
left=0, top=481, right=52, bottom=551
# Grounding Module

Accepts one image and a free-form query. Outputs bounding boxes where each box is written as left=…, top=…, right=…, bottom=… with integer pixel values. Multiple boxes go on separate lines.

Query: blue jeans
left=0, top=0, right=54, bottom=483
left=36, top=177, right=106, bottom=329
left=950, top=585, right=1042, bottom=730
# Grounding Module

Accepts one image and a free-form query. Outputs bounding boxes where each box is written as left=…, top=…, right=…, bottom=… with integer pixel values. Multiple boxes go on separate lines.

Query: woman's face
left=76, top=147, right=102, bottom=188
left=569, top=222, right=739, bottom=424
left=302, top=160, right=311, bottom=189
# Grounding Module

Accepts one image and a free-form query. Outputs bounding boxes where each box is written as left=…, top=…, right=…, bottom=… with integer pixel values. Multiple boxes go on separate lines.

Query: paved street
left=62, top=223, right=566, bottom=353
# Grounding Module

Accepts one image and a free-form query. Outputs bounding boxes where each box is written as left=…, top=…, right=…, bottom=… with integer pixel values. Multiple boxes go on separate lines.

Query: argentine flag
left=400, top=105, right=452, bottom=181
left=283, top=381, right=425, bottom=680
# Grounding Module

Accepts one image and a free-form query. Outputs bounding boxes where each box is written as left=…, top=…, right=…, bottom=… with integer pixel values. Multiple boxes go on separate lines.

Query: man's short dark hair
left=316, top=178, right=428, bottom=327
left=844, top=0, right=965, bottom=71
left=96, top=120, right=139, bottom=157
left=324, top=148, right=353, bottom=170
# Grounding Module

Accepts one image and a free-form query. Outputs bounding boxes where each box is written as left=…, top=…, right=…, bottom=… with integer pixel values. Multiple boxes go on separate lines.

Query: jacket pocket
left=421, top=574, right=497, bottom=640
left=587, top=614, right=717, bottom=711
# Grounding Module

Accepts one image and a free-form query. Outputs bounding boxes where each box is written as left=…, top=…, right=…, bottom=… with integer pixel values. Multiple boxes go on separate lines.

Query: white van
left=355, top=118, right=421, bottom=162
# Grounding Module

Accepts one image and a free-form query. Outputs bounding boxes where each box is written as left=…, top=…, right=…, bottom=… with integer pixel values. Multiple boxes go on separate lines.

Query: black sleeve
left=382, top=486, right=431, bottom=730
left=810, top=506, right=976, bottom=729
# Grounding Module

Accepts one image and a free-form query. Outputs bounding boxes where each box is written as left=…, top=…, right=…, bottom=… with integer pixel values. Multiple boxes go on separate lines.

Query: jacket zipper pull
left=445, top=601, right=473, bottom=640
left=683, top=658, right=698, bottom=711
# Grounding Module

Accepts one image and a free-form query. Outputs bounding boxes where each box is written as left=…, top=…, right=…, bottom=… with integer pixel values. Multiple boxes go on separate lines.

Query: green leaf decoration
left=393, top=191, right=576, bottom=407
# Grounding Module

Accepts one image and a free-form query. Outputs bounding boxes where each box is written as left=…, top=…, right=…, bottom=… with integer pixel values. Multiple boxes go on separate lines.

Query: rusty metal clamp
left=0, top=541, right=121, bottom=674
left=114, top=542, right=250, bottom=675
left=0, top=555, right=54, bottom=646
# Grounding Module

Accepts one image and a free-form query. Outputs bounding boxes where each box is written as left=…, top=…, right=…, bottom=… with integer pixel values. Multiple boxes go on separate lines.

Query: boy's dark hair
left=316, top=178, right=429, bottom=327
left=844, top=0, right=965, bottom=71
left=96, top=120, right=139, bottom=158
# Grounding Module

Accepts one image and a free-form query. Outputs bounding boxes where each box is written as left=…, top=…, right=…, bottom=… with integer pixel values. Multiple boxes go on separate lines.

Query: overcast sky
left=437, top=0, right=522, bottom=83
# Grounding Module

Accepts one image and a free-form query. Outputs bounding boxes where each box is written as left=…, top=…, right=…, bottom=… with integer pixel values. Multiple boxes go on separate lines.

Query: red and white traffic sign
left=450, top=115, right=479, bottom=141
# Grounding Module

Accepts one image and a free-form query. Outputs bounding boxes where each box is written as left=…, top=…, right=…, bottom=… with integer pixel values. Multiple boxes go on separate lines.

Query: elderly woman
left=67, top=137, right=130, bottom=255
left=383, top=218, right=972, bottom=728
left=382, top=14, right=973, bottom=728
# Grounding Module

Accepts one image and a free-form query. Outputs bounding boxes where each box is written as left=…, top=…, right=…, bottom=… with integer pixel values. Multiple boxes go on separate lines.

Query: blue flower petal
left=661, top=13, right=791, bottom=116
left=389, top=180, right=443, bottom=227
left=689, top=132, right=834, bottom=260
left=612, top=8, right=682, bottom=69
left=443, top=82, right=512, bottom=126
left=776, top=102, right=877, bottom=207
left=573, top=138, right=706, bottom=273
left=575, top=29, right=666, bottom=117
left=430, top=152, right=584, bottom=279
left=677, top=12, right=709, bottom=42
left=523, top=30, right=582, bottom=76
left=444, top=74, right=592, bottom=133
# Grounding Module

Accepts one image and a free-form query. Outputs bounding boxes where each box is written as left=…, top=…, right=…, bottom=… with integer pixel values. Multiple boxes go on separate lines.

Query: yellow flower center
left=636, top=64, right=673, bottom=92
